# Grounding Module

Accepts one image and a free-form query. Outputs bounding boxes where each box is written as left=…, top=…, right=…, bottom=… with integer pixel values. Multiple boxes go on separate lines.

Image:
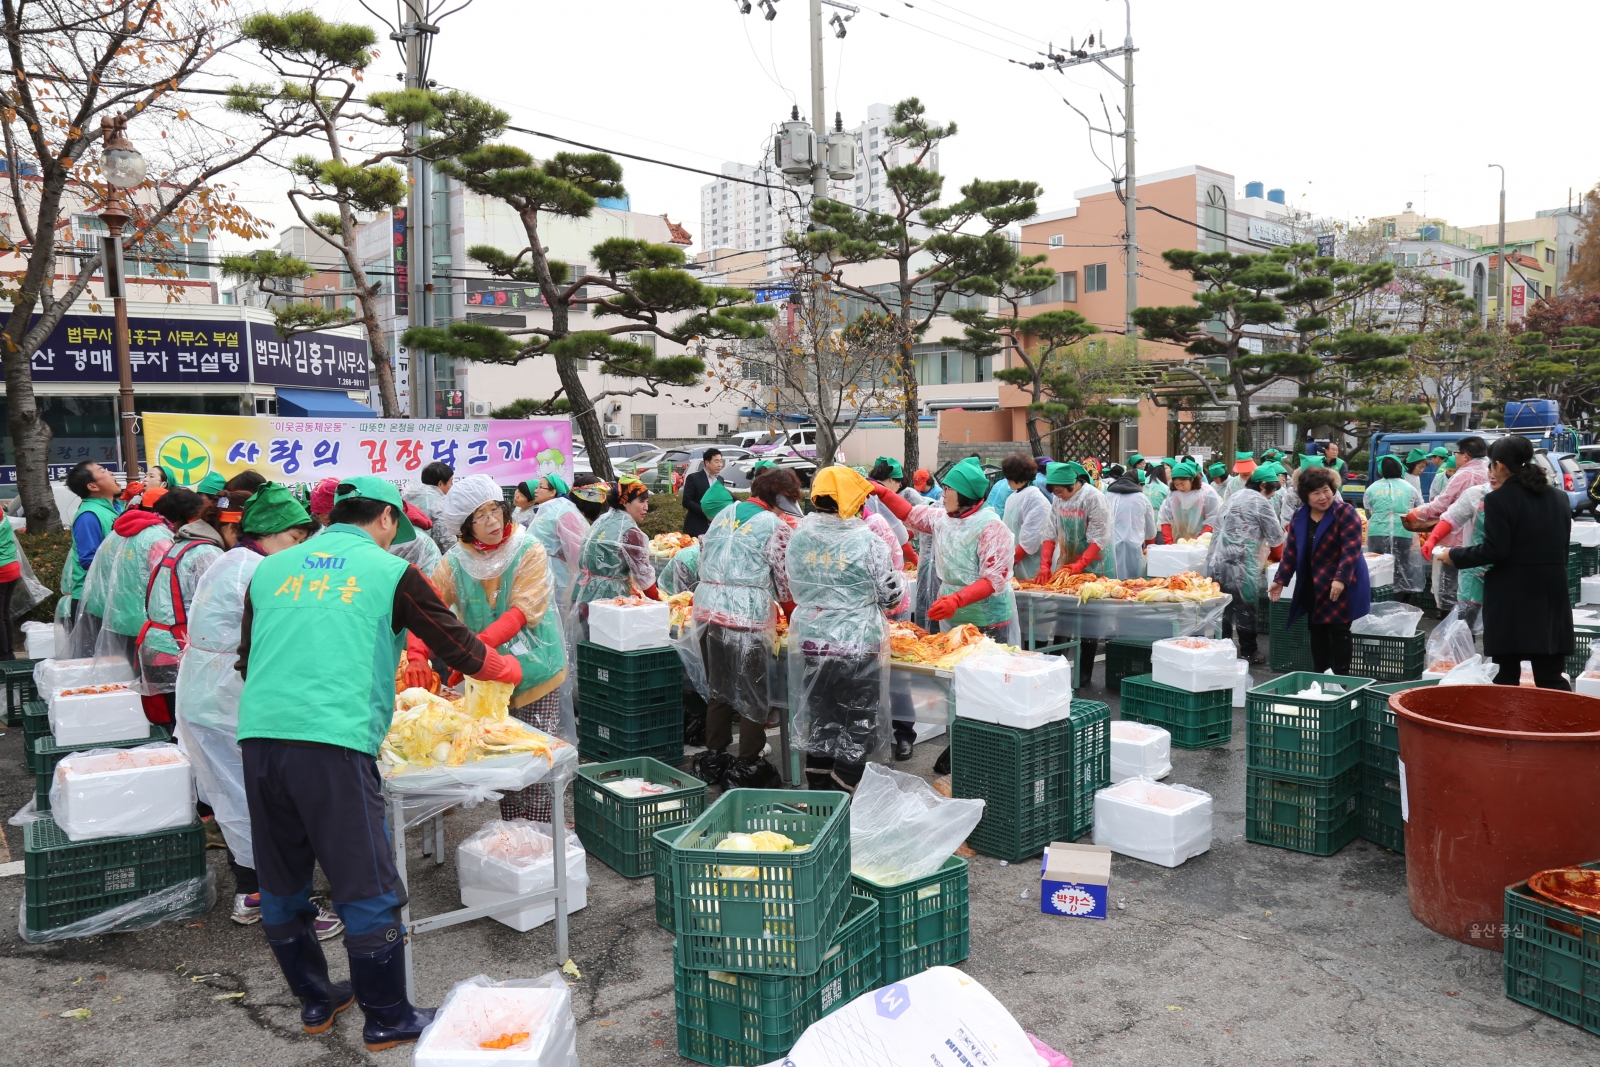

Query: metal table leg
left=552, top=780, right=569, bottom=963
left=776, top=703, right=793, bottom=786
left=433, top=813, right=445, bottom=866
left=391, top=795, right=416, bottom=1004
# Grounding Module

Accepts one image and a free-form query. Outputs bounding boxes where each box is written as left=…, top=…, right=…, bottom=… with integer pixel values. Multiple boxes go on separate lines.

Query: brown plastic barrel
left=1392, top=684, right=1600, bottom=949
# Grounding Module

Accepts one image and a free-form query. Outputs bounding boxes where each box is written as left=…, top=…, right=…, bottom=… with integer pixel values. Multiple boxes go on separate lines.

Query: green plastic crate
left=23, top=816, right=207, bottom=933
left=574, top=756, right=706, bottom=878
left=951, top=716, right=1074, bottom=862
left=1358, top=765, right=1404, bottom=854
left=1569, top=544, right=1582, bottom=604
left=675, top=893, right=880, bottom=1066
left=1370, top=584, right=1394, bottom=603
left=1348, top=631, right=1425, bottom=682
left=671, top=789, right=853, bottom=976
left=1581, top=544, right=1600, bottom=578
left=577, top=697, right=682, bottom=763
left=1064, top=699, right=1111, bottom=841
left=578, top=671, right=683, bottom=711
left=34, top=726, right=171, bottom=812
left=1, top=657, right=41, bottom=726
left=653, top=827, right=677, bottom=932
left=1504, top=862, right=1600, bottom=1036
left=1567, top=626, right=1600, bottom=680
left=1104, top=637, right=1156, bottom=690
left=851, top=856, right=969, bottom=984
left=1245, top=767, right=1361, bottom=856
left=1119, top=674, right=1233, bottom=749
left=1267, top=601, right=1314, bottom=673
left=22, top=699, right=50, bottom=774
left=1361, top=679, right=1439, bottom=776
left=1246, top=672, right=1371, bottom=779
left=576, top=640, right=684, bottom=690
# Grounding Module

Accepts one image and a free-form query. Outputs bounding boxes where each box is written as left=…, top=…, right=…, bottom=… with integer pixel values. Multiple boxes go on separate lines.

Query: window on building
left=912, top=342, right=988, bottom=385
left=1048, top=234, right=1064, bottom=248
left=1546, top=247, right=1556, bottom=264
left=697, top=423, right=708, bottom=436
left=1085, top=263, right=1108, bottom=292
left=1028, top=272, right=1077, bottom=305
left=718, top=423, right=731, bottom=435
left=1546, top=284, right=1553, bottom=298
left=1383, top=222, right=1396, bottom=237
left=631, top=414, right=657, bottom=439
left=1205, top=186, right=1227, bottom=253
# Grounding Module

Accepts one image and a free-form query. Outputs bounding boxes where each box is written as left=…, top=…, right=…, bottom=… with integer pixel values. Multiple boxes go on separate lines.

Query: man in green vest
left=235, top=476, right=522, bottom=1050
left=62, top=461, right=124, bottom=619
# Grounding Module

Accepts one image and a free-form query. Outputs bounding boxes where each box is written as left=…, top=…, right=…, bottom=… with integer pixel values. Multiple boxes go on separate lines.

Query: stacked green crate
left=574, top=757, right=706, bottom=878
left=1245, top=672, right=1371, bottom=856
left=850, top=856, right=969, bottom=985
left=1119, top=675, right=1232, bottom=749
left=1503, top=861, right=1600, bottom=1036
left=1103, top=637, right=1156, bottom=690
left=34, top=726, right=170, bottom=812
left=22, top=699, right=50, bottom=774
left=1357, top=679, right=1436, bottom=853
left=1, top=657, right=41, bottom=726
left=1267, top=601, right=1314, bottom=673
left=1566, top=625, right=1600, bottom=679
left=1568, top=543, right=1582, bottom=604
left=1347, top=631, right=1425, bottom=682
left=1063, top=699, right=1111, bottom=841
left=575, top=640, right=684, bottom=763
left=23, top=816, right=207, bottom=935
left=668, top=789, right=869, bottom=1066
left=1579, top=543, right=1599, bottom=578
left=951, top=716, right=1073, bottom=862
left=1370, top=584, right=1395, bottom=603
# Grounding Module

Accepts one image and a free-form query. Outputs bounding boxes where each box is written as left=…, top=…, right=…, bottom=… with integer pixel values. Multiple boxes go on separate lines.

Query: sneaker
left=231, top=893, right=262, bottom=925
left=313, top=904, right=344, bottom=941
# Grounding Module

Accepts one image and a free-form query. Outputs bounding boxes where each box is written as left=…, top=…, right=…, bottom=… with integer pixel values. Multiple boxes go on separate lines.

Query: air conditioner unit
left=605, top=424, right=624, bottom=437
left=467, top=400, right=491, bottom=417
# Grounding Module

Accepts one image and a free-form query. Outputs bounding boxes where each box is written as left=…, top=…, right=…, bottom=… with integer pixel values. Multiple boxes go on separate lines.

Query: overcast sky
left=219, top=0, right=1599, bottom=251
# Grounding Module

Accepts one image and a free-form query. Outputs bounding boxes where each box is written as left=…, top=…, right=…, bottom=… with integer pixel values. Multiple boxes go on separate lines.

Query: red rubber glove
left=471, top=647, right=523, bottom=687
left=403, top=633, right=434, bottom=690
left=1037, top=540, right=1054, bottom=578
left=900, top=541, right=918, bottom=566
left=478, top=607, right=527, bottom=650
left=1066, top=542, right=1101, bottom=575
left=781, top=600, right=796, bottom=620
left=1268, top=544, right=1284, bottom=562
left=1421, top=519, right=1454, bottom=560
left=1202, top=525, right=1214, bottom=535
left=873, top=486, right=913, bottom=522
left=1014, top=543, right=1028, bottom=564
left=642, top=583, right=662, bottom=601
left=1161, top=523, right=1174, bottom=544
left=928, top=578, right=996, bottom=621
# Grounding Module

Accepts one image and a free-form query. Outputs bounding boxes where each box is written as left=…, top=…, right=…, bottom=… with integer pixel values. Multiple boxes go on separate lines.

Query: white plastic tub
left=1092, top=778, right=1213, bottom=867
left=48, top=683, right=149, bottom=746
left=1576, top=673, right=1600, bottom=698
left=21, top=621, right=54, bottom=660
left=456, top=821, right=590, bottom=933
left=1151, top=638, right=1238, bottom=692
left=587, top=601, right=670, bottom=651
left=1572, top=523, right=1600, bottom=548
left=1364, top=553, right=1395, bottom=588
left=953, top=652, right=1072, bottom=728
left=51, top=743, right=195, bottom=841
left=1110, top=721, right=1171, bottom=783
left=1232, top=659, right=1251, bottom=709
left=1581, top=576, right=1600, bottom=606
left=414, top=974, right=578, bottom=1067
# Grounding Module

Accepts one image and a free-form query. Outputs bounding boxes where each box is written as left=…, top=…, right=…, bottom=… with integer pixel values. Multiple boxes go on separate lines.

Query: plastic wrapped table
left=1016, top=590, right=1232, bottom=645
left=383, top=741, right=579, bottom=1001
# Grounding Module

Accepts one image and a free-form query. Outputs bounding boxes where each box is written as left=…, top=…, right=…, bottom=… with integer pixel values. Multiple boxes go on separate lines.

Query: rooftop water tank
left=1244, top=181, right=1264, bottom=199
left=1267, top=188, right=1286, bottom=204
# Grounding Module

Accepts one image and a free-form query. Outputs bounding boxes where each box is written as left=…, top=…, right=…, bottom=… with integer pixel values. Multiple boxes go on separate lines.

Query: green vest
left=66, top=497, right=120, bottom=599
left=238, top=525, right=410, bottom=755
left=445, top=535, right=565, bottom=698
left=105, top=524, right=174, bottom=637
left=933, top=507, right=1015, bottom=628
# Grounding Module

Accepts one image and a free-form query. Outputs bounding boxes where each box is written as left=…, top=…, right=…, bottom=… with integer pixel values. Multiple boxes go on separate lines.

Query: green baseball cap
left=334, top=475, right=416, bottom=544
left=1429, top=445, right=1451, bottom=459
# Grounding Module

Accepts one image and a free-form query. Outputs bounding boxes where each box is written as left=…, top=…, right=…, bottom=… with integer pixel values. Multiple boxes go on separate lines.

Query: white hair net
left=440, top=473, right=506, bottom=538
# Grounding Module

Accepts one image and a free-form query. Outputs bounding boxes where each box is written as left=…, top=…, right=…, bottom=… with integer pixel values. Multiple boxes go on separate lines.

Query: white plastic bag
left=1425, top=609, right=1477, bottom=673
left=1349, top=601, right=1424, bottom=638
left=50, top=742, right=195, bottom=841
left=413, top=971, right=578, bottom=1067
left=1438, top=654, right=1499, bottom=686
left=772, top=966, right=1047, bottom=1067
left=849, top=762, right=984, bottom=885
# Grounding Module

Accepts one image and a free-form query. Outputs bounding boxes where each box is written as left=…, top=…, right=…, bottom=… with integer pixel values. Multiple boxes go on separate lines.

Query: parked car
left=760, top=427, right=844, bottom=464
left=729, top=430, right=777, bottom=450
left=1541, top=450, right=1589, bottom=515
left=662, top=446, right=756, bottom=489
left=572, top=439, right=658, bottom=476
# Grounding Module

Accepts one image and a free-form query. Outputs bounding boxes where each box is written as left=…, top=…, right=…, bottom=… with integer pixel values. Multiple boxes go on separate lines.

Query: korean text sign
left=141, top=413, right=573, bottom=489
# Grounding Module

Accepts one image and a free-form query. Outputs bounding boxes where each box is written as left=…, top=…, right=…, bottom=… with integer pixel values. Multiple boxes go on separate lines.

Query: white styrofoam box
left=1151, top=662, right=1239, bottom=693
left=1573, top=523, right=1600, bottom=548
left=953, top=652, right=1073, bottom=728
left=1151, top=637, right=1237, bottom=673
left=1110, top=721, right=1171, bottom=783
left=1146, top=543, right=1207, bottom=578
left=1582, top=576, right=1600, bottom=606
left=1092, top=778, right=1213, bottom=868
left=1232, top=659, right=1251, bottom=709
left=586, top=600, right=670, bottom=651
left=1421, top=670, right=1447, bottom=681
left=21, top=621, right=54, bottom=660
left=1272, top=564, right=1296, bottom=598
left=51, top=744, right=194, bottom=841
left=1576, top=674, right=1600, bottom=698
left=1363, top=553, right=1395, bottom=588
left=48, top=683, right=149, bottom=747
left=457, top=831, right=589, bottom=933
left=36, top=657, right=137, bottom=708
left=414, top=979, right=578, bottom=1067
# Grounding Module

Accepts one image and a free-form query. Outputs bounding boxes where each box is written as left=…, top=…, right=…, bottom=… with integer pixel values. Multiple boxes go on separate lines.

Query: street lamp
left=97, top=115, right=144, bottom=484
left=1488, top=164, right=1506, bottom=327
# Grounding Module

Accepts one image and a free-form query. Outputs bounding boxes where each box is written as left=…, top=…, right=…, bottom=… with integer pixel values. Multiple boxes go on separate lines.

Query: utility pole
left=1052, top=2, right=1137, bottom=340
left=398, top=0, right=438, bottom=419
left=809, top=0, right=828, bottom=204
left=1489, top=164, right=1506, bottom=327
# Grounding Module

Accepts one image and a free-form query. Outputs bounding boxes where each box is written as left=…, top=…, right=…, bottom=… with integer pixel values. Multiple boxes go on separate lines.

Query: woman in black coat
left=1445, top=435, right=1573, bottom=688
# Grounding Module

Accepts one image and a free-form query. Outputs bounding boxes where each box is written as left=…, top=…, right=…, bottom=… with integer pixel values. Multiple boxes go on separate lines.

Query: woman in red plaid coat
left=1269, top=466, right=1372, bottom=673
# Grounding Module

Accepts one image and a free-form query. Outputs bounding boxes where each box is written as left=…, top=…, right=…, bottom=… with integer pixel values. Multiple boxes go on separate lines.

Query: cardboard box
left=1039, top=841, right=1111, bottom=919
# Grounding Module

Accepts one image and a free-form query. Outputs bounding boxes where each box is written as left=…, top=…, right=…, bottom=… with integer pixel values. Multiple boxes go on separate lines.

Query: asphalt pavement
left=3, top=642, right=1598, bottom=1066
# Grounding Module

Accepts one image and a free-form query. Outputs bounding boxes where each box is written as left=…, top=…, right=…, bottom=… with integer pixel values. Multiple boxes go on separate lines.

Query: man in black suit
left=681, top=448, right=727, bottom=536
